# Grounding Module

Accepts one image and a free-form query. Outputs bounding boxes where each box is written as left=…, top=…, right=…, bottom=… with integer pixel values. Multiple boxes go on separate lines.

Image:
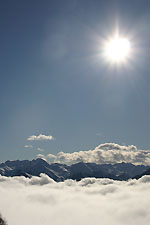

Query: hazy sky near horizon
left=0, top=0, right=150, bottom=162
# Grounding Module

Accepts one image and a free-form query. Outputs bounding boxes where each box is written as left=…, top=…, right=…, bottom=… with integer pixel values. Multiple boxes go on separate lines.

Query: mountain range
left=0, top=158, right=149, bottom=181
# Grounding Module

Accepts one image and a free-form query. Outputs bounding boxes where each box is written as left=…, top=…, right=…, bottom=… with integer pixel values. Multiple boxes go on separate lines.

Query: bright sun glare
left=104, top=35, right=131, bottom=64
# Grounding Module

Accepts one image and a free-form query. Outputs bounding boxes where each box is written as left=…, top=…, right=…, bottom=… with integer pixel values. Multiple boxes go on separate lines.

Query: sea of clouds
left=1, top=173, right=150, bottom=225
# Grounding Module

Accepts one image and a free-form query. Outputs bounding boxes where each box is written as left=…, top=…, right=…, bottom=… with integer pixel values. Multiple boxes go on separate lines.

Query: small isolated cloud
left=37, top=148, right=44, bottom=152
left=27, top=134, right=55, bottom=141
left=1, top=174, right=150, bottom=225
left=38, top=143, right=150, bottom=165
left=24, top=145, right=33, bottom=148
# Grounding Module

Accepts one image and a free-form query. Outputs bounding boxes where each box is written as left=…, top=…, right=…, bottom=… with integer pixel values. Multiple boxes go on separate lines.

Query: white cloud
left=1, top=174, right=150, bottom=225
left=24, top=145, right=33, bottom=148
left=38, top=143, right=150, bottom=165
left=27, top=134, right=55, bottom=141
left=37, top=148, right=45, bottom=152
left=96, top=143, right=137, bottom=151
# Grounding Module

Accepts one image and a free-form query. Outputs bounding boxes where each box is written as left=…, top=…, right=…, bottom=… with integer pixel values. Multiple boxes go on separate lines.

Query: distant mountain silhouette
left=0, top=158, right=149, bottom=181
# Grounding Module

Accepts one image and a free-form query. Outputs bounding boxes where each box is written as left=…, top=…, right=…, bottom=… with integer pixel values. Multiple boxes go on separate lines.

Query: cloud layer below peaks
left=0, top=174, right=150, bottom=225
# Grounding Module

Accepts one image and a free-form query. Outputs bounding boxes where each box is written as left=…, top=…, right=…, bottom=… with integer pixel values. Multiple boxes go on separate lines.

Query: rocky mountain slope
left=0, top=158, right=148, bottom=181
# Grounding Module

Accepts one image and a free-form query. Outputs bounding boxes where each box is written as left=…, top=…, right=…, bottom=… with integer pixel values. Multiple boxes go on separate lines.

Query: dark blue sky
left=0, top=0, right=150, bottom=162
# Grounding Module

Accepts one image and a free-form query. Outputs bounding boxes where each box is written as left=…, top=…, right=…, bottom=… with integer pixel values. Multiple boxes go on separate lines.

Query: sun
left=104, top=35, right=131, bottom=64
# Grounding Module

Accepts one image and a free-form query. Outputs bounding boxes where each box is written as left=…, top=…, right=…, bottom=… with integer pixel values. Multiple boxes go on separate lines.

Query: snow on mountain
left=0, top=158, right=149, bottom=181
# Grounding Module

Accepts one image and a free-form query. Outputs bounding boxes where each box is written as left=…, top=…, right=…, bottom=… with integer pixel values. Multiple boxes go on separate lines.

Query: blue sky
left=0, top=0, right=150, bottom=162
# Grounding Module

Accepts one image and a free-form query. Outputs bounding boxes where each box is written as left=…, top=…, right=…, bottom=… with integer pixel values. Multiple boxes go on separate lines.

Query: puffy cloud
left=27, top=134, right=55, bottom=141
left=1, top=174, right=150, bottom=225
left=38, top=143, right=150, bottom=165
left=96, top=143, right=137, bottom=151
left=24, top=145, right=33, bottom=148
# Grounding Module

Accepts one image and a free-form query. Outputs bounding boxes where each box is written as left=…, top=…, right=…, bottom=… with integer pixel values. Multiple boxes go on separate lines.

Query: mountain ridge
left=0, top=158, right=149, bottom=181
